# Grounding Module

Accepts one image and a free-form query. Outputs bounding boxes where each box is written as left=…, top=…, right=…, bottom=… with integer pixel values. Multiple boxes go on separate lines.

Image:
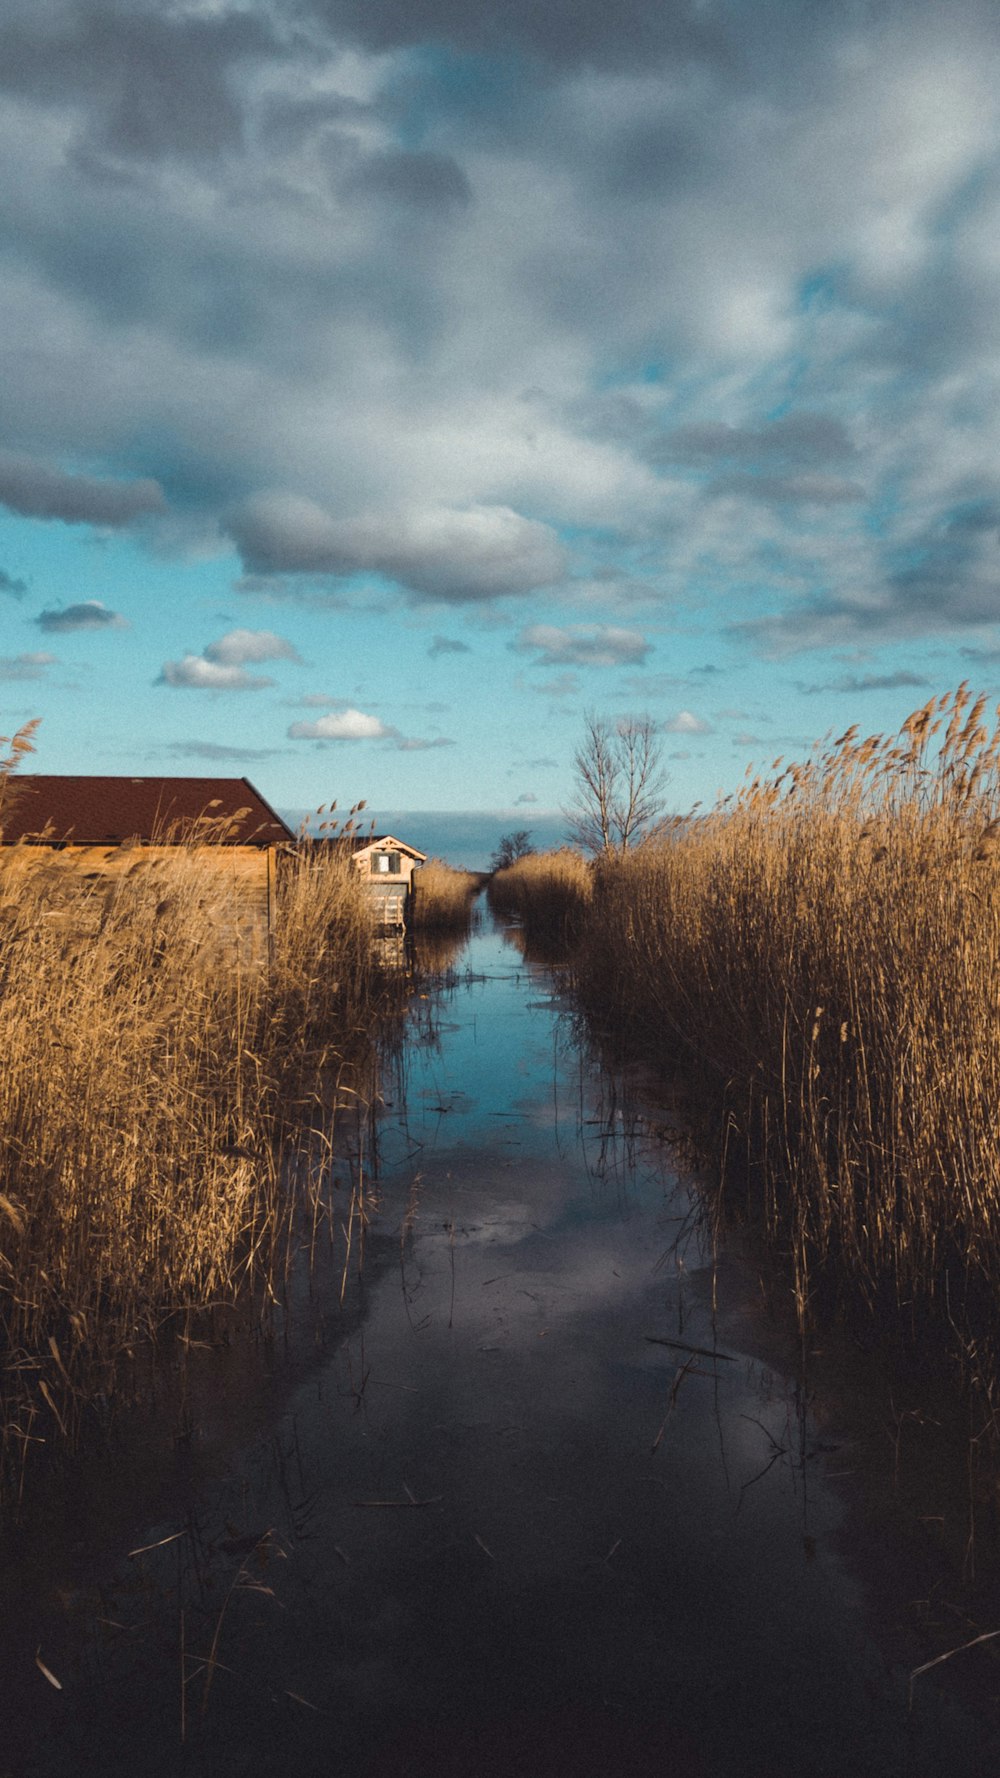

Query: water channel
left=2, top=909, right=999, bottom=1775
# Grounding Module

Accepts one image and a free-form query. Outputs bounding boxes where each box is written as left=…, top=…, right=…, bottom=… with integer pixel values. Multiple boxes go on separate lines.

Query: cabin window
left=372, top=850, right=402, bottom=874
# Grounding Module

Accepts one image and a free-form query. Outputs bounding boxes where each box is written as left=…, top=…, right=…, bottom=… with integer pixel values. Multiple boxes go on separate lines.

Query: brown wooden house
left=0, top=775, right=294, bottom=943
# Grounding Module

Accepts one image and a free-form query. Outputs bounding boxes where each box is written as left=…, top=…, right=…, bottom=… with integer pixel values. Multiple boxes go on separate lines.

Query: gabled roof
left=0, top=776, right=294, bottom=847
left=344, top=833, right=427, bottom=861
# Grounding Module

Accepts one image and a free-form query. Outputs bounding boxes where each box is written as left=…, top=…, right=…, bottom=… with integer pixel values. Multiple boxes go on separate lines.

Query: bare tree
left=565, top=712, right=668, bottom=854
left=490, top=829, right=535, bottom=872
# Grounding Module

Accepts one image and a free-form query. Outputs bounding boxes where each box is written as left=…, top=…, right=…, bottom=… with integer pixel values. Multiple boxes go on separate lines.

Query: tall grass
left=409, top=858, right=480, bottom=930
left=571, top=687, right=1000, bottom=1397
left=0, top=803, right=401, bottom=1495
left=488, top=848, right=593, bottom=940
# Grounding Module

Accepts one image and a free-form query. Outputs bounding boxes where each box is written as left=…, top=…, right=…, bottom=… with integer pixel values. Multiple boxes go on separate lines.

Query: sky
left=3, top=0, right=1000, bottom=866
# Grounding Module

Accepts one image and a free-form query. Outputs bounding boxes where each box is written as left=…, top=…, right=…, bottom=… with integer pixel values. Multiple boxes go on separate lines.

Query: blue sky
left=3, top=0, right=1000, bottom=865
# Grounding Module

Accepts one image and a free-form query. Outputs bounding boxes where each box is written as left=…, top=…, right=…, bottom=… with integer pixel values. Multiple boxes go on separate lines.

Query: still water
left=2, top=911, right=998, bottom=1775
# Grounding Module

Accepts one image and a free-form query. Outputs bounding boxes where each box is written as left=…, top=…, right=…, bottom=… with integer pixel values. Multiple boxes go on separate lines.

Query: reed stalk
left=0, top=778, right=402, bottom=1495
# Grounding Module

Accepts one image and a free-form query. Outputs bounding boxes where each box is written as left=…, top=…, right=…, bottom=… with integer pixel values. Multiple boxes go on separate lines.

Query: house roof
left=342, top=833, right=427, bottom=861
left=0, top=776, right=294, bottom=847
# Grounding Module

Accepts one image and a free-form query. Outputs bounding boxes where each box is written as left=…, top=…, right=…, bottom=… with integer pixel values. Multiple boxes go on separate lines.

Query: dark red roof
left=0, top=776, right=293, bottom=847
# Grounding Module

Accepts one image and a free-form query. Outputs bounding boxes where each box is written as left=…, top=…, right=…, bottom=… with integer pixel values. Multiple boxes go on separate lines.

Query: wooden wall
left=0, top=843, right=276, bottom=955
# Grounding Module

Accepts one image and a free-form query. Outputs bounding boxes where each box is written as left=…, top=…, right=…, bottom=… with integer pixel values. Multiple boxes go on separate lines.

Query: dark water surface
left=3, top=912, right=999, bottom=1776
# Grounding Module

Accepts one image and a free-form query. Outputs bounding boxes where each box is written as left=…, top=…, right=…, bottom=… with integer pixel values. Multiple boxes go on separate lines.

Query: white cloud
left=158, top=655, right=274, bottom=690
left=288, top=709, right=389, bottom=740
left=664, top=710, right=712, bottom=734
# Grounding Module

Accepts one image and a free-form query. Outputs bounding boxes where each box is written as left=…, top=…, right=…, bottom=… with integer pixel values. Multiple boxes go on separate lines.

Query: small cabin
left=0, top=775, right=294, bottom=947
left=345, top=834, right=427, bottom=928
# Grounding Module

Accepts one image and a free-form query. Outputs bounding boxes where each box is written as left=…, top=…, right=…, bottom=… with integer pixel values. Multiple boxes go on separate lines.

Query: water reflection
left=1, top=914, right=997, bottom=1776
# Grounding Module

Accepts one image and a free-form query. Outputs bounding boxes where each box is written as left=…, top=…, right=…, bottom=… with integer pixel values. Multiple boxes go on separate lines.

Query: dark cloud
left=226, top=496, right=566, bottom=603
left=707, top=472, right=865, bottom=506
left=306, top=0, right=728, bottom=72
left=651, top=413, right=857, bottom=470
left=798, top=671, right=930, bottom=695
left=164, top=740, right=281, bottom=762
left=960, top=644, right=1000, bottom=663
left=428, top=635, right=472, bottom=657
left=0, top=453, right=165, bottom=526
left=735, top=500, right=1000, bottom=653
left=514, top=623, right=650, bottom=667
left=35, top=600, right=127, bottom=632
left=339, top=150, right=472, bottom=210
left=0, top=568, right=28, bottom=599
left=0, top=9, right=275, bottom=167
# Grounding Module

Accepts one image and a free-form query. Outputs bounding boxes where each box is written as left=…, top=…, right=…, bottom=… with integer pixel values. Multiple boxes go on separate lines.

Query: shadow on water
left=2, top=908, right=1000, bottom=1775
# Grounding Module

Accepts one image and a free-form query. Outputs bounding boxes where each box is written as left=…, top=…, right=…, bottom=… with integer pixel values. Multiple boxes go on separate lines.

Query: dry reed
left=488, top=848, right=593, bottom=939
left=0, top=753, right=403, bottom=1495
left=568, top=686, right=1000, bottom=1399
left=409, top=858, right=480, bottom=930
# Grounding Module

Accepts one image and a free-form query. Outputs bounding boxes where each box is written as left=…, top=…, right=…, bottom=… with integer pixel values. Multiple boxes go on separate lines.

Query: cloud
left=960, top=645, right=1000, bottom=663
left=798, top=670, right=930, bottom=694
left=0, top=568, right=27, bottom=599
left=5, top=0, right=1000, bottom=671
left=226, top=498, right=566, bottom=603
left=35, top=599, right=127, bottom=632
left=664, top=709, right=712, bottom=734
left=514, top=623, right=651, bottom=668
left=164, top=740, right=281, bottom=762
left=0, top=651, right=55, bottom=681
left=203, top=628, right=301, bottom=666
left=428, top=635, right=472, bottom=658
left=157, top=628, right=301, bottom=688
left=340, top=149, right=473, bottom=211
left=653, top=413, right=858, bottom=470
left=288, top=709, right=389, bottom=740
left=733, top=499, right=1000, bottom=653
left=707, top=473, right=865, bottom=506
left=312, top=0, right=727, bottom=72
left=392, top=734, right=455, bottom=751
left=533, top=672, right=580, bottom=699
left=158, top=656, right=274, bottom=690
left=0, top=453, right=165, bottom=527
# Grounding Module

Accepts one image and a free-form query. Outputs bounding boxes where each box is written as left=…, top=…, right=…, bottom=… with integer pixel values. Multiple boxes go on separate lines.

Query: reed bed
left=568, top=687, right=1000, bottom=1398
left=409, top=858, right=480, bottom=930
left=488, top=847, right=593, bottom=940
left=0, top=824, right=399, bottom=1494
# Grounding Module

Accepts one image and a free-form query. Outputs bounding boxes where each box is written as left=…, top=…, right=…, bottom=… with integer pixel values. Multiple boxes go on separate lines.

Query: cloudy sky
left=3, top=0, right=1000, bottom=860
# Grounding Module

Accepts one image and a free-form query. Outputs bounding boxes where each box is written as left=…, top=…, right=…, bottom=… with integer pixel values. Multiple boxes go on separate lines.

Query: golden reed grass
left=488, top=848, right=593, bottom=939
left=508, top=691, right=1000, bottom=1404
left=0, top=749, right=403, bottom=1497
left=409, top=858, right=480, bottom=930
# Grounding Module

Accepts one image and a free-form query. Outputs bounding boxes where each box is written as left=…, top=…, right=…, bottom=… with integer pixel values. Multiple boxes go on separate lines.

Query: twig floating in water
left=909, top=1629, right=1000, bottom=1709
left=352, top=1495, right=443, bottom=1509
left=644, top=1335, right=735, bottom=1362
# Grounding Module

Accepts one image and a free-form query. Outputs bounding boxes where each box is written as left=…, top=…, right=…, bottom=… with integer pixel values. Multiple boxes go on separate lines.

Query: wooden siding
left=0, top=843, right=276, bottom=957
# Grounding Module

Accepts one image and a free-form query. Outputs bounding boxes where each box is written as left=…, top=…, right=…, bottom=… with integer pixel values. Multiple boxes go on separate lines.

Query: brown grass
left=409, top=858, right=480, bottom=930
left=487, top=847, right=593, bottom=939
left=568, top=686, right=1000, bottom=1398
left=0, top=752, right=403, bottom=1495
